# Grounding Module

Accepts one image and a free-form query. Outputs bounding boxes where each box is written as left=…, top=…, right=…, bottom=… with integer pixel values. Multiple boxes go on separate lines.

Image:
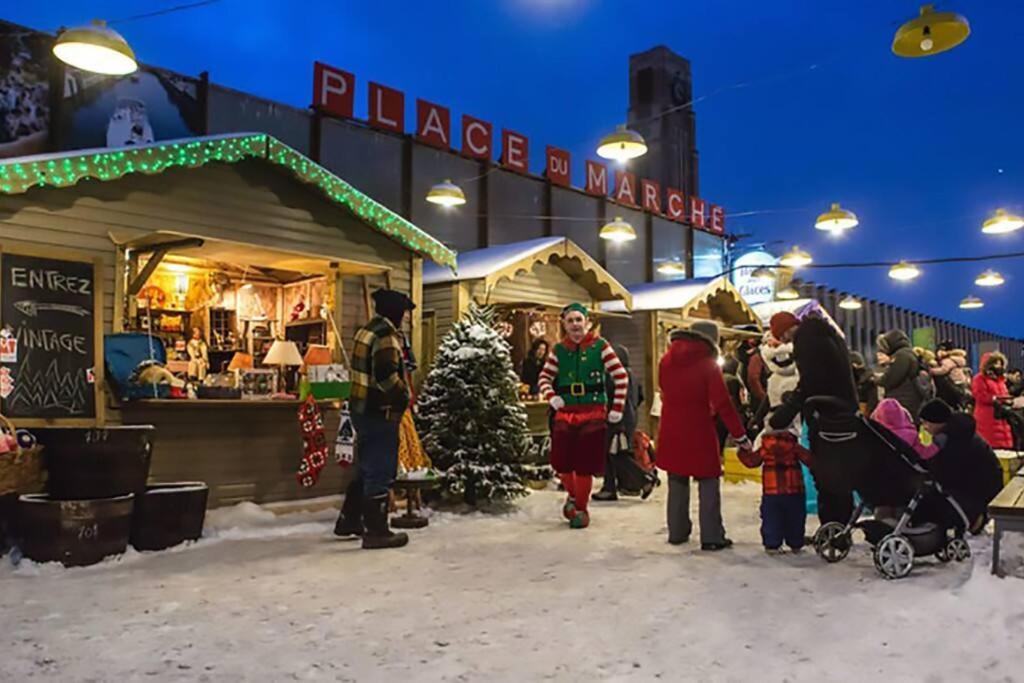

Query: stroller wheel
left=814, top=522, right=851, bottom=563
left=935, top=546, right=951, bottom=563
left=946, top=537, right=971, bottom=562
left=873, top=534, right=915, bottom=579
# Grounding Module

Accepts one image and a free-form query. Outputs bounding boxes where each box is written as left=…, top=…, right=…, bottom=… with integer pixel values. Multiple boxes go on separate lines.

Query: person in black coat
left=595, top=344, right=653, bottom=501
left=519, top=338, right=549, bottom=397
left=918, top=399, right=1004, bottom=533
left=876, top=330, right=925, bottom=418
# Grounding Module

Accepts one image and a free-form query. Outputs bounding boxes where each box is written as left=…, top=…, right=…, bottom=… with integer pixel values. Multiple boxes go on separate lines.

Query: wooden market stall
left=600, top=276, right=762, bottom=434
left=421, top=236, right=632, bottom=446
left=0, top=133, right=456, bottom=507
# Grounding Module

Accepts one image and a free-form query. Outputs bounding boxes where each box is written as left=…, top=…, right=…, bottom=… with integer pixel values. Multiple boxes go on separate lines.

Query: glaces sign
left=731, top=250, right=778, bottom=305
left=312, top=61, right=725, bottom=235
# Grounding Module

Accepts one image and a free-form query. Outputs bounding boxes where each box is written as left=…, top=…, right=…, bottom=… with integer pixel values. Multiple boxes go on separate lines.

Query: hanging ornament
left=495, top=321, right=514, bottom=338
left=529, top=320, right=547, bottom=338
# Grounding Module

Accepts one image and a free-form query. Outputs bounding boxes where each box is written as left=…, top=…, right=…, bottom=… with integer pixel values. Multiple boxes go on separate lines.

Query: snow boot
left=333, top=484, right=364, bottom=538
left=701, top=538, right=734, bottom=552
left=592, top=489, right=618, bottom=502
left=569, top=509, right=590, bottom=529
left=361, top=495, right=408, bottom=550
left=562, top=498, right=577, bottom=521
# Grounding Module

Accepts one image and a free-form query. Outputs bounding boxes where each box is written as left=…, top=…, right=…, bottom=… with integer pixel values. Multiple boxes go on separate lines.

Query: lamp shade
left=889, top=261, right=921, bottom=281
left=227, top=352, right=254, bottom=371
left=596, top=125, right=647, bottom=161
left=892, top=4, right=970, bottom=58
left=750, top=266, right=776, bottom=282
left=776, top=286, right=800, bottom=300
left=656, top=259, right=687, bottom=276
left=981, top=209, right=1024, bottom=235
left=425, top=179, right=466, bottom=207
left=975, top=270, right=1005, bottom=287
left=779, top=246, right=812, bottom=268
left=959, top=295, right=984, bottom=310
left=263, top=340, right=304, bottom=366
left=839, top=296, right=862, bottom=310
left=303, top=344, right=333, bottom=367
left=599, top=216, right=637, bottom=242
left=815, top=202, right=858, bottom=232
left=53, top=20, right=138, bottom=75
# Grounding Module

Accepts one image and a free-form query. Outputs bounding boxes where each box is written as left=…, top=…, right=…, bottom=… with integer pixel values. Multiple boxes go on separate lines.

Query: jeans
left=353, top=413, right=400, bottom=498
left=760, top=493, right=807, bottom=550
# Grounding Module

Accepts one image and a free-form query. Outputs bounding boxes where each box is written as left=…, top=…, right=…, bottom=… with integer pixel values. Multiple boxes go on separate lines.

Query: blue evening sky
left=12, top=1, right=1024, bottom=337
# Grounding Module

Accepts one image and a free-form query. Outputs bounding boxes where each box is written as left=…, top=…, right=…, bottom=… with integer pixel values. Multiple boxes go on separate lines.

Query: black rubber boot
left=333, top=481, right=364, bottom=538
left=361, top=495, right=409, bottom=550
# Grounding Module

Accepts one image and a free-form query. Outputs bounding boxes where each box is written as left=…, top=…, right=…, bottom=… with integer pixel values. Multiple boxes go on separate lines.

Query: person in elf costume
left=538, top=303, right=628, bottom=529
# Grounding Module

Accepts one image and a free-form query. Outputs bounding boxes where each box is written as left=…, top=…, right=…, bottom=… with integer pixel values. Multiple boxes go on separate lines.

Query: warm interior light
left=839, top=296, right=862, bottom=310
left=975, top=270, right=1005, bottom=287
left=599, top=216, right=637, bottom=242
left=981, top=209, right=1024, bottom=235
left=425, top=179, right=466, bottom=207
left=959, top=295, right=984, bottom=310
left=815, top=202, right=859, bottom=232
left=889, top=261, right=921, bottom=281
left=52, top=20, right=138, bottom=75
left=596, top=125, right=648, bottom=162
left=779, top=246, right=812, bottom=268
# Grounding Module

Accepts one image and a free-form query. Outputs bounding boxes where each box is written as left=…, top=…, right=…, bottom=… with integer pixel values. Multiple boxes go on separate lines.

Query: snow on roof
left=422, top=236, right=565, bottom=284
left=600, top=278, right=714, bottom=313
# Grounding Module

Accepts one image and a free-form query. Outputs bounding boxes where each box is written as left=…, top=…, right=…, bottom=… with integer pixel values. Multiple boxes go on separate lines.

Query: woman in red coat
left=657, top=321, right=751, bottom=550
left=972, top=351, right=1013, bottom=449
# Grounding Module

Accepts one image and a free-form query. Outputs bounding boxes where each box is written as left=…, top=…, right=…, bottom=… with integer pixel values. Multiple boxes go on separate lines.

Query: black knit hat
left=372, top=288, right=415, bottom=326
left=919, top=398, right=953, bottom=424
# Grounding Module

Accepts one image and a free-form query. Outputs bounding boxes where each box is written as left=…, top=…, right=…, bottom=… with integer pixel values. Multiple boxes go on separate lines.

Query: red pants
left=550, top=406, right=607, bottom=476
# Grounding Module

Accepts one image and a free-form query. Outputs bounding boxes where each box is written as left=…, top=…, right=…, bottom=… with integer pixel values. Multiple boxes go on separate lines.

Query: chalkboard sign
left=0, top=252, right=98, bottom=420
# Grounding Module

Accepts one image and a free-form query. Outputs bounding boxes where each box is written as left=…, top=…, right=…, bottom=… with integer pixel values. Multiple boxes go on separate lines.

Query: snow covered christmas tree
left=416, top=305, right=530, bottom=505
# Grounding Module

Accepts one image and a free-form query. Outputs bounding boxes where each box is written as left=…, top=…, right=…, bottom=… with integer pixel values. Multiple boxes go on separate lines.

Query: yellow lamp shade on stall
left=892, top=4, right=970, bottom=58
left=814, top=203, right=859, bottom=232
left=839, top=296, right=862, bottom=310
left=779, top=246, right=812, bottom=268
left=52, top=20, right=138, bottom=75
left=599, top=216, right=637, bottom=242
left=425, top=179, right=466, bottom=207
left=981, top=209, right=1024, bottom=235
left=596, top=125, right=648, bottom=162
left=889, top=261, right=921, bottom=281
left=959, top=295, right=984, bottom=310
left=777, top=286, right=800, bottom=301
left=975, top=270, right=1005, bottom=287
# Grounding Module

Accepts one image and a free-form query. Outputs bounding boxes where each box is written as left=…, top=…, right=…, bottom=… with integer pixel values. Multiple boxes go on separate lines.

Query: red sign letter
left=614, top=171, right=637, bottom=206
left=546, top=146, right=571, bottom=187
left=666, top=189, right=686, bottom=222
left=461, top=115, right=493, bottom=160
left=368, top=82, right=404, bottom=133
left=501, top=129, right=529, bottom=173
left=709, top=204, right=725, bottom=235
left=416, top=99, right=450, bottom=149
left=313, top=62, right=354, bottom=118
left=641, top=179, right=661, bottom=214
left=690, top=196, right=707, bottom=229
left=585, top=161, right=607, bottom=196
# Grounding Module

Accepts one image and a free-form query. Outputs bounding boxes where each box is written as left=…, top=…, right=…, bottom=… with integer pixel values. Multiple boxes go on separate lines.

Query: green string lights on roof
left=0, top=133, right=457, bottom=269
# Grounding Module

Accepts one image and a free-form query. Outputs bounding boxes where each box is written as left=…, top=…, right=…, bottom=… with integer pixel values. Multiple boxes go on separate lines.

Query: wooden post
left=361, top=275, right=373, bottom=320
left=410, top=256, right=423, bottom=375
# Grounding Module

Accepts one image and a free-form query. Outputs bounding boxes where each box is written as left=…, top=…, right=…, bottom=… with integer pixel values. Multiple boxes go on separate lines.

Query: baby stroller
left=806, top=397, right=972, bottom=579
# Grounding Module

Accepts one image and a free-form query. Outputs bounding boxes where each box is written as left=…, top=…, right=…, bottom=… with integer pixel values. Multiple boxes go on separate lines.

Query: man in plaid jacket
left=336, top=288, right=413, bottom=550
left=739, top=431, right=813, bottom=554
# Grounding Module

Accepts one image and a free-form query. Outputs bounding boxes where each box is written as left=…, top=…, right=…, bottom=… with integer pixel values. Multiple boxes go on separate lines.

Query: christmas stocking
left=335, top=401, right=356, bottom=468
left=296, top=395, right=329, bottom=488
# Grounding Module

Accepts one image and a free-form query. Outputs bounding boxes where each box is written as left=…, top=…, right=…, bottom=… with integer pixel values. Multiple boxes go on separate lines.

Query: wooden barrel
left=131, top=482, right=209, bottom=551
left=36, top=426, right=154, bottom=500
left=16, top=493, right=134, bottom=567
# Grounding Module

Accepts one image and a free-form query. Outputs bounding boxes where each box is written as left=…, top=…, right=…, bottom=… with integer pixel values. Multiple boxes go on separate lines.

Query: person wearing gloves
left=656, top=320, right=753, bottom=550
left=972, top=351, right=1015, bottom=449
left=538, top=303, right=628, bottom=529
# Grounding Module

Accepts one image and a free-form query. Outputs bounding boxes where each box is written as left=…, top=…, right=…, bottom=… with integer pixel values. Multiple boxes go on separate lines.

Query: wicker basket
left=0, top=414, right=45, bottom=496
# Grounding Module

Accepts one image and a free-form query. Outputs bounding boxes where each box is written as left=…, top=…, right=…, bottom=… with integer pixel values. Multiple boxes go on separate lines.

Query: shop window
left=693, top=230, right=724, bottom=278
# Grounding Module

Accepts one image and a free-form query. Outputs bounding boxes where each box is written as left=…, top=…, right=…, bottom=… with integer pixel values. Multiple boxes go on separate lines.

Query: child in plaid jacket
left=739, top=431, right=813, bottom=553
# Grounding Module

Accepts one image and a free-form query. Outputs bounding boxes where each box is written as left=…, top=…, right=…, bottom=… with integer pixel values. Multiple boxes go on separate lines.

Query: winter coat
left=657, top=331, right=745, bottom=479
left=876, top=330, right=924, bottom=418
left=870, top=398, right=938, bottom=460
left=971, top=352, right=1013, bottom=448
left=934, top=350, right=970, bottom=386
left=853, top=364, right=880, bottom=413
left=738, top=431, right=813, bottom=495
left=520, top=356, right=545, bottom=396
left=927, top=413, right=1004, bottom=525
left=606, top=344, right=642, bottom=441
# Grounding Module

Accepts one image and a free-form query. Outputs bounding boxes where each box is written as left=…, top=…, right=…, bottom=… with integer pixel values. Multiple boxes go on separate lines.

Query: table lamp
left=263, top=340, right=304, bottom=394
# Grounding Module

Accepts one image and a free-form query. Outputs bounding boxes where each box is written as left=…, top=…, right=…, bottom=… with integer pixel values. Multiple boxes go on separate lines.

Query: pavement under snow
left=2, top=482, right=1023, bottom=682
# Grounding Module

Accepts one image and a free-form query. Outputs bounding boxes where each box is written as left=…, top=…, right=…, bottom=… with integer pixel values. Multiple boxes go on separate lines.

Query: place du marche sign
left=0, top=253, right=97, bottom=419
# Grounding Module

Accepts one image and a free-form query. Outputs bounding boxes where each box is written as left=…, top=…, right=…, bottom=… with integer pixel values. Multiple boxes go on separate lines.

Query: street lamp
left=779, top=246, right=812, bottom=268
left=815, top=203, right=859, bottom=232
left=975, top=270, right=1005, bottom=287
left=750, top=266, right=776, bottom=282
left=596, top=125, right=647, bottom=162
left=839, top=296, right=862, bottom=310
left=892, top=4, right=970, bottom=58
left=959, top=295, right=984, bottom=310
left=981, top=209, right=1024, bottom=235
left=53, top=20, right=138, bottom=75
left=599, top=216, right=637, bottom=242
left=777, top=285, right=800, bottom=300
left=425, top=179, right=467, bottom=207
left=889, top=261, right=921, bottom=281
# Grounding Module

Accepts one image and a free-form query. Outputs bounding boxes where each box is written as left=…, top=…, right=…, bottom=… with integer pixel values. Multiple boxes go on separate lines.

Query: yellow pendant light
left=779, top=246, right=812, bottom=268
left=777, top=285, right=800, bottom=301
left=815, top=202, right=859, bottom=232
left=657, top=259, right=687, bottom=276
left=53, top=20, right=138, bottom=75
left=599, top=216, right=637, bottom=242
left=959, top=295, right=984, bottom=310
left=425, top=179, right=467, bottom=207
left=892, top=4, right=970, bottom=58
left=596, top=124, right=648, bottom=162
left=839, top=296, right=862, bottom=310
left=981, top=209, right=1024, bottom=235
left=889, top=260, right=921, bottom=281
left=975, top=270, right=1005, bottom=287
left=750, top=266, right=776, bottom=282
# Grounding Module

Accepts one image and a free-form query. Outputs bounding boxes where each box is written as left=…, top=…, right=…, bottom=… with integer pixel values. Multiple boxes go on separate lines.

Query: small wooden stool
left=391, top=477, right=441, bottom=529
left=990, top=475, right=1024, bottom=576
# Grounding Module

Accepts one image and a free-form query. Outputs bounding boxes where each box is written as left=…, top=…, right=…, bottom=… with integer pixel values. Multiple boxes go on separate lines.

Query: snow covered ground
left=3, top=482, right=1023, bottom=682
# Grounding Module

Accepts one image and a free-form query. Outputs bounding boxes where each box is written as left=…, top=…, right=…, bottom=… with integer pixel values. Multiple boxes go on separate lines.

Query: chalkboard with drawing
left=0, top=251, right=100, bottom=421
